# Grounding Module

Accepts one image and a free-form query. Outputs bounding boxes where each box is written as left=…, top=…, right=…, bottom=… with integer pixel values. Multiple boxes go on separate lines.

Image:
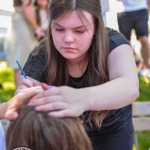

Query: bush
left=0, top=61, right=16, bottom=102
left=137, top=76, right=150, bottom=101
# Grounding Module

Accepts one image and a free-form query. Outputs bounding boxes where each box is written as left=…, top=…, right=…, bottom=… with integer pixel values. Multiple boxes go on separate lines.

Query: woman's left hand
left=28, top=86, right=88, bottom=117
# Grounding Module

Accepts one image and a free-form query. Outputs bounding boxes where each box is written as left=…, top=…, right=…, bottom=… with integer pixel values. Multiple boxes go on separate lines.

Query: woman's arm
left=28, top=44, right=139, bottom=117
left=82, top=44, right=139, bottom=111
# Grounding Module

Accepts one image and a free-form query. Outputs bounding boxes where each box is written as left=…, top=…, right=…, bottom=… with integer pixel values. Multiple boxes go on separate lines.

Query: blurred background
left=0, top=0, right=150, bottom=150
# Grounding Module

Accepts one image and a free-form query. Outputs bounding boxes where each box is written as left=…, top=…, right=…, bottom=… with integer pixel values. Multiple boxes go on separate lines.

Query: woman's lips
left=62, top=47, right=77, bottom=52
left=63, top=47, right=76, bottom=49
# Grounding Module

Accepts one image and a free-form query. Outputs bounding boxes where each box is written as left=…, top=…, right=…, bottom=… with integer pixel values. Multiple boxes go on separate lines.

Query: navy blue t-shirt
left=23, top=28, right=133, bottom=145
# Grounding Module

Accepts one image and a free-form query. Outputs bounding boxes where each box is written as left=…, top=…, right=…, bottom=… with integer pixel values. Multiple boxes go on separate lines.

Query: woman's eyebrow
left=53, top=22, right=64, bottom=28
left=53, top=22, right=87, bottom=29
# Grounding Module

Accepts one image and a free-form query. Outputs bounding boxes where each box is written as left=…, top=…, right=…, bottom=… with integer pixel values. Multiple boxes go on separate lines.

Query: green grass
left=136, top=76, right=150, bottom=101
left=135, top=76, right=150, bottom=150
left=137, top=131, right=150, bottom=150
left=0, top=89, right=14, bottom=102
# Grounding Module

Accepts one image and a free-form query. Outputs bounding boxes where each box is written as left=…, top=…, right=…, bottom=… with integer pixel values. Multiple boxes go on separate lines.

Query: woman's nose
left=64, top=31, right=74, bottom=43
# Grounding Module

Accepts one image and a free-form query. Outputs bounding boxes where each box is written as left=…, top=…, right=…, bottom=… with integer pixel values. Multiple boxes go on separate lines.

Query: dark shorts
left=117, top=9, right=149, bottom=40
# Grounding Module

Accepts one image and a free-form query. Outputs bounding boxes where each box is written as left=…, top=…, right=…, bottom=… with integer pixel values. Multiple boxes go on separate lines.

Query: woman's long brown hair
left=6, top=106, right=93, bottom=150
left=46, top=0, right=109, bottom=127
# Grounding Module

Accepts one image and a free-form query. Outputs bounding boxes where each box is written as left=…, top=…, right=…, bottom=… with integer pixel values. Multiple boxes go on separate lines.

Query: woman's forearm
left=79, top=77, right=139, bottom=112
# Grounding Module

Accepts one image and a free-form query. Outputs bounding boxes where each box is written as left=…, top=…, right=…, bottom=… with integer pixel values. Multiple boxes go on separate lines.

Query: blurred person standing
left=117, top=0, right=150, bottom=78
left=100, top=0, right=110, bottom=26
left=7, top=0, right=43, bottom=87
left=34, top=0, right=49, bottom=40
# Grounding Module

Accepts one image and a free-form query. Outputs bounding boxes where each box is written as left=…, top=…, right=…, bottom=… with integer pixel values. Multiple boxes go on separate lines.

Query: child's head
left=6, top=106, right=92, bottom=150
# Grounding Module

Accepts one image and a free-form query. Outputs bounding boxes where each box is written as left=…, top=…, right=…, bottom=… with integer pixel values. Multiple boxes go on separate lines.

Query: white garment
left=0, top=122, right=5, bottom=150
left=120, top=0, right=148, bottom=12
left=101, top=0, right=110, bottom=13
left=39, top=9, right=48, bottom=31
left=7, top=6, right=37, bottom=69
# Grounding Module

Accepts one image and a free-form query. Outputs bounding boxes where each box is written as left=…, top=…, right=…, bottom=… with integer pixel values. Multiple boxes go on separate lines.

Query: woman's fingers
left=30, top=86, right=60, bottom=101
left=28, top=95, right=63, bottom=106
left=17, top=86, right=43, bottom=103
left=34, top=102, right=66, bottom=112
left=22, top=78, right=34, bottom=87
left=48, top=109, right=76, bottom=118
left=15, top=85, right=28, bottom=95
left=15, top=79, right=35, bottom=94
left=17, top=86, right=42, bottom=97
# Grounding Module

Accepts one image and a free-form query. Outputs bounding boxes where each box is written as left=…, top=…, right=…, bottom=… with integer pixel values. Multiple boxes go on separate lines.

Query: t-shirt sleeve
left=23, top=39, right=47, bottom=82
left=107, top=28, right=130, bottom=53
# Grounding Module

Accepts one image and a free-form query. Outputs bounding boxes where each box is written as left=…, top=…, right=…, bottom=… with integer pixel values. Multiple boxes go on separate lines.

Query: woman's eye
left=75, top=30, right=85, bottom=34
left=55, top=28, right=64, bottom=32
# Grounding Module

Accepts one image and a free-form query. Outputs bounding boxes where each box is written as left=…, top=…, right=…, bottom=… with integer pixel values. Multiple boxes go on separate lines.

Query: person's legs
left=139, top=36, right=150, bottom=68
left=117, top=12, right=144, bottom=70
left=117, top=12, right=133, bottom=41
left=134, top=9, right=150, bottom=69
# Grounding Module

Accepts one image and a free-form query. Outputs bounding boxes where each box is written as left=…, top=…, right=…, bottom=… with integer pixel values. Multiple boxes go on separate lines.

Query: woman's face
left=51, top=11, right=95, bottom=63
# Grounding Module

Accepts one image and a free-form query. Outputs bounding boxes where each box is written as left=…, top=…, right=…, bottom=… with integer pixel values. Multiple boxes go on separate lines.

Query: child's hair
left=6, top=106, right=93, bottom=150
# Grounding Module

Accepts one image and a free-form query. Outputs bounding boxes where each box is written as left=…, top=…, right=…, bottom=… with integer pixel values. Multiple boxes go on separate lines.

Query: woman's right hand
left=15, top=78, right=34, bottom=95
left=16, top=76, right=42, bottom=95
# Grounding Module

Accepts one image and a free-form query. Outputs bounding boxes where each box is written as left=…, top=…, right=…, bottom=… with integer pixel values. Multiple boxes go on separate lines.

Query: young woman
left=16, top=0, right=139, bottom=149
